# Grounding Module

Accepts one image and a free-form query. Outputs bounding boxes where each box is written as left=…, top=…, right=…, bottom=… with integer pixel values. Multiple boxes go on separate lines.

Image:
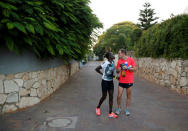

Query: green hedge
left=134, top=14, right=188, bottom=59
left=0, top=0, right=102, bottom=60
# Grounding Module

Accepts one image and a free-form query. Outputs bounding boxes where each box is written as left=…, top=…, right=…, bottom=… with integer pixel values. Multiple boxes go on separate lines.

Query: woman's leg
left=108, top=89, right=114, bottom=113
left=97, top=80, right=107, bottom=108
left=97, top=90, right=107, bottom=108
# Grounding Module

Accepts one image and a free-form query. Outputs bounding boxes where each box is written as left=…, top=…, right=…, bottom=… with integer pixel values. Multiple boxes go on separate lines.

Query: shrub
left=134, top=14, right=188, bottom=59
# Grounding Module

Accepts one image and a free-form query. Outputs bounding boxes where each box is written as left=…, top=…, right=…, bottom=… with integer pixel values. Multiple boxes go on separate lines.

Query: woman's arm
left=95, top=65, right=103, bottom=75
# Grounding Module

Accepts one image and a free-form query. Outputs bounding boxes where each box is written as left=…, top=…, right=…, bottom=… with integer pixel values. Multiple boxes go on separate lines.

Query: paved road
left=0, top=61, right=188, bottom=131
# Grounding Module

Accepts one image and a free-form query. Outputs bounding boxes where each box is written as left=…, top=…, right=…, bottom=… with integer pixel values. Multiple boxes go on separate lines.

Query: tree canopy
left=0, top=0, right=102, bottom=60
left=93, top=21, right=140, bottom=58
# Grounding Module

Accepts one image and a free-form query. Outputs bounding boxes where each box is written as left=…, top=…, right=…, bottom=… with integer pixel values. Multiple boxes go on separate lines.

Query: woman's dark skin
left=95, top=54, right=114, bottom=75
left=95, top=52, right=115, bottom=114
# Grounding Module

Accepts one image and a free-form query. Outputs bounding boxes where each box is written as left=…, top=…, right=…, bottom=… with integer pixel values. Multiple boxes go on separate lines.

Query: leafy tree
left=0, top=0, right=102, bottom=61
left=138, top=2, right=159, bottom=30
left=94, top=21, right=139, bottom=55
left=93, top=32, right=106, bottom=60
left=93, top=43, right=105, bottom=60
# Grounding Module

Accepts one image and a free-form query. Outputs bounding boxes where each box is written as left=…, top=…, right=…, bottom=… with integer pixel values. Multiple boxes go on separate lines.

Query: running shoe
left=96, top=108, right=101, bottom=116
left=115, top=108, right=121, bottom=115
left=125, top=109, right=130, bottom=116
left=108, top=112, right=118, bottom=118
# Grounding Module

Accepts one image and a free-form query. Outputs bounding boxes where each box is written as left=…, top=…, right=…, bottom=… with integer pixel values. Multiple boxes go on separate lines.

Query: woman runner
left=95, top=52, right=118, bottom=118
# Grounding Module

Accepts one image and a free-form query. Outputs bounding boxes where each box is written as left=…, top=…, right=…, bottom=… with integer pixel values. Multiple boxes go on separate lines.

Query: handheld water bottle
left=125, top=62, right=128, bottom=68
left=122, top=62, right=129, bottom=77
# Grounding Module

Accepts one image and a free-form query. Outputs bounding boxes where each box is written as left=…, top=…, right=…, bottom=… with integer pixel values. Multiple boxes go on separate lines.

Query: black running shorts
left=101, top=79, right=114, bottom=91
left=119, top=83, right=133, bottom=88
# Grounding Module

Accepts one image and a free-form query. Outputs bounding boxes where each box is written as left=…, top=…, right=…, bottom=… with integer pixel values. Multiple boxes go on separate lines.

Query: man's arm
left=95, top=65, right=103, bottom=75
left=122, top=65, right=137, bottom=72
left=128, top=66, right=137, bottom=72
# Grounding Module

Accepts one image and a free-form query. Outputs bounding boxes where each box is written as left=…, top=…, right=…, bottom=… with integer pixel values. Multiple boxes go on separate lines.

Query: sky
left=89, top=0, right=188, bottom=31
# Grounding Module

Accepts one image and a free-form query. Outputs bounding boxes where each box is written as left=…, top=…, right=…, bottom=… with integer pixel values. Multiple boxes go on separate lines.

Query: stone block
left=0, top=94, right=7, bottom=105
left=23, top=73, right=29, bottom=81
left=47, top=87, right=53, bottom=95
left=37, top=86, right=49, bottom=99
left=14, top=79, right=24, bottom=87
left=177, top=60, right=182, bottom=67
left=15, top=73, right=24, bottom=79
left=47, top=80, right=52, bottom=88
left=24, top=79, right=35, bottom=89
left=42, top=80, right=47, bottom=86
left=181, top=72, right=187, bottom=77
left=0, top=80, right=4, bottom=93
left=180, top=77, right=188, bottom=87
left=171, top=85, right=175, bottom=89
left=30, top=72, right=38, bottom=79
left=30, top=88, right=37, bottom=97
left=169, top=68, right=178, bottom=77
left=2, top=104, right=17, bottom=113
left=4, top=80, right=19, bottom=93
left=164, top=80, right=171, bottom=87
left=170, top=75, right=177, bottom=85
left=6, top=92, right=19, bottom=103
left=19, top=88, right=30, bottom=97
left=18, top=97, right=40, bottom=108
left=39, top=71, right=48, bottom=79
left=182, top=60, right=188, bottom=67
left=171, top=61, right=176, bottom=69
left=184, top=67, right=188, bottom=72
left=175, top=66, right=182, bottom=74
left=33, top=82, right=41, bottom=89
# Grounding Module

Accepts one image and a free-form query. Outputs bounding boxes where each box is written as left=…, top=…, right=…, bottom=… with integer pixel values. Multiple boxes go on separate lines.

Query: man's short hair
left=120, top=48, right=126, bottom=54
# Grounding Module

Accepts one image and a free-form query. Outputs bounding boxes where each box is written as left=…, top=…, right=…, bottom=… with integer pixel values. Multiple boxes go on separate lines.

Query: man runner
left=115, top=49, right=136, bottom=116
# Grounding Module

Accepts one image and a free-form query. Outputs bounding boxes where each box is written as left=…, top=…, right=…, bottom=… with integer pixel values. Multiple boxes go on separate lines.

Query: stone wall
left=0, top=62, right=79, bottom=113
left=135, top=58, right=188, bottom=95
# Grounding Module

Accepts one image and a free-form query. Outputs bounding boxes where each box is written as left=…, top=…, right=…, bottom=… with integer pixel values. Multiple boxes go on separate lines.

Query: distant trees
left=93, top=21, right=140, bottom=57
left=138, top=2, right=159, bottom=30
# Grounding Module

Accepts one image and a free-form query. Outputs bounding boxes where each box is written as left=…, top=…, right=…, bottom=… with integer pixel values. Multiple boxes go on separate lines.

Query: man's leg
left=125, top=87, right=132, bottom=109
left=115, top=86, right=124, bottom=114
left=117, top=86, right=124, bottom=108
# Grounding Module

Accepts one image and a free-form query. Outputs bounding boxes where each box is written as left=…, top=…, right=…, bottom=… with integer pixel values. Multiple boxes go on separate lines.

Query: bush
left=134, top=14, right=188, bottom=59
left=0, top=0, right=102, bottom=60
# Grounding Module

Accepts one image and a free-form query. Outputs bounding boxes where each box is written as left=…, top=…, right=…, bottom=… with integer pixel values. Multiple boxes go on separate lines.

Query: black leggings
left=97, top=80, right=114, bottom=113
